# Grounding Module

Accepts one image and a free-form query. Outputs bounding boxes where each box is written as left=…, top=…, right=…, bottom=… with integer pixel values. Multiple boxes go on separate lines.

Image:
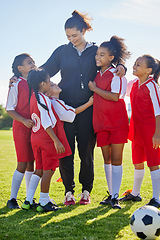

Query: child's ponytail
left=154, top=60, right=160, bottom=83
left=100, top=36, right=131, bottom=66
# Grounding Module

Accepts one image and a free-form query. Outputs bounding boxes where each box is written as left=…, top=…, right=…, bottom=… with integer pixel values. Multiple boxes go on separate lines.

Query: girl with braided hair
left=22, top=69, right=72, bottom=212
left=6, top=53, right=36, bottom=209
left=88, top=36, right=131, bottom=209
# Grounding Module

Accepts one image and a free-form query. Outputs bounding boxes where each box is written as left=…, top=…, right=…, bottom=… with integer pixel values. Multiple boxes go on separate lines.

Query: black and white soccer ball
left=130, top=205, right=160, bottom=239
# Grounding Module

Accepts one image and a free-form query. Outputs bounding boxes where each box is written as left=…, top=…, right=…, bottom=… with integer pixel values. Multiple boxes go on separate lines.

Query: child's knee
left=34, top=169, right=43, bottom=178
left=17, top=162, right=27, bottom=173
left=26, top=161, right=34, bottom=171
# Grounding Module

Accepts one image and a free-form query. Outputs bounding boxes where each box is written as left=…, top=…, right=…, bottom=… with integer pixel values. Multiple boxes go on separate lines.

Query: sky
left=0, top=0, right=160, bottom=106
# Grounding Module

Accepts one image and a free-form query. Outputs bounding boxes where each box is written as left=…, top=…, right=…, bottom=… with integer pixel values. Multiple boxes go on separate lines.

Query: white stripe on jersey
left=37, top=93, right=57, bottom=130
left=109, top=68, right=127, bottom=99
left=50, top=98, right=76, bottom=123
left=146, top=81, right=160, bottom=117
left=6, top=79, right=21, bottom=110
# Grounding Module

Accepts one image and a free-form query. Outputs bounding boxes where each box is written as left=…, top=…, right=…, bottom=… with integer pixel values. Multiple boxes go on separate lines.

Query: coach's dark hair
left=100, top=36, right=131, bottom=66
left=65, top=10, right=93, bottom=32
left=27, top=69, right=49, bottom=111
left=12, top=53, right=31, bottom=77
left=142, top=55, right=160, bottom=83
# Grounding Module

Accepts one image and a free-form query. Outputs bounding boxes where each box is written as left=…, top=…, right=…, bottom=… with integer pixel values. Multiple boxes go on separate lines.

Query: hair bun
left=72, top=10, right=83, bottom=20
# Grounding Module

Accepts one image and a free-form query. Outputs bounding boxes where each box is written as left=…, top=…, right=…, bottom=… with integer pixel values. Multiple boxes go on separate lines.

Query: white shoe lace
left=63, top=191, right=76, bottom=203
left=78, top=190, right=90, bottom=200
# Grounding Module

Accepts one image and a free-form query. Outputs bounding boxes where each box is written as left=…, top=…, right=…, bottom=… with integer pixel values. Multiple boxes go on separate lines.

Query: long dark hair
left=27, top=69, right=49, bottom=111
left=142, top=55, right=160, bottom=83
left=100, top=36, right=131, bottom=65
left=65, top=10, right=93, bottom=32
left=12, top=53, right=31, bottom=77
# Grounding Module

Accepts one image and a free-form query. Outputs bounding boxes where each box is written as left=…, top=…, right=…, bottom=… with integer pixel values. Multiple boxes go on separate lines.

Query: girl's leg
left=10, top=162, right=27, bottom=199
left=120, top=141, right=145, bottom=202
left=111, top=143, right=124, bottom=198
left=101, top=145, right=112, bottom=195
left=39, top=169, right=54, bottom=206
left=131, top=163, right=145, bottom=197
left=37, top=170, right=61, bottom=212
left=149, top=166, right=160, bottom=206
left=25, top=169, right=42, bottom=204
left=25, top=161, right=34, bottom=195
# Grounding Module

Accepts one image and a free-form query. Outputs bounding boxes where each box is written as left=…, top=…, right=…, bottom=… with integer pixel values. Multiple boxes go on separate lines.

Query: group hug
left=6, top=10, right=160, bottom=212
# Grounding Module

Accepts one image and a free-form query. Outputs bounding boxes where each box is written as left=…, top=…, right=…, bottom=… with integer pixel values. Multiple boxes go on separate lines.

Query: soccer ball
left=130, top=205, right=160, bottom=239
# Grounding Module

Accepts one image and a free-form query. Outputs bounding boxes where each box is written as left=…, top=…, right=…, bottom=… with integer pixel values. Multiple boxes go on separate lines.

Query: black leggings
left=59, top=106, right=96, bottom=194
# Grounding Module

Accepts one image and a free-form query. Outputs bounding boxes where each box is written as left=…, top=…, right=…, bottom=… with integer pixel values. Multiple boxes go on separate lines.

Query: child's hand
left=152, top=132, right=160, bottom=149
left=88, top=96, right=93, bottom=106
left=23, top=119, right=35, bottom=128
left=113, top=65, right=125, bottom=77
left=88, top=81, right=96, bottom=92
left=54, top=140, right=65, bottom=154
left=9, top=75, right=18, bottom=88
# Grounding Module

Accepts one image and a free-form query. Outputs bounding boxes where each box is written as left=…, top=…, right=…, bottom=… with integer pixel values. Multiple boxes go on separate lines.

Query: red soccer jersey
left=6, top=77, right=32, bottom=142
left=30, top=92, right=72, bottom=160
left=93, top=67, right=129, bottom=133
left=129, top=77, right=160, bottom=145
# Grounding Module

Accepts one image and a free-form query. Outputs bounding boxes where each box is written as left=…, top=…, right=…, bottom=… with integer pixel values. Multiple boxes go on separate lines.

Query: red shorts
left=96, top=129, right=128, bottom=147
left=14, top=140, right=34, bottom=162
left=13, top=123, right=34, bottom=162
left=31, top=134, right=59, bottom=171
left=132, top=141, right=160, bottom=167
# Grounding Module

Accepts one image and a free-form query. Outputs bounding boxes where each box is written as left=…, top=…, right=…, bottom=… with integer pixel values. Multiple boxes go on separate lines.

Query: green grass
left=0, top=130, right=155, bottom=240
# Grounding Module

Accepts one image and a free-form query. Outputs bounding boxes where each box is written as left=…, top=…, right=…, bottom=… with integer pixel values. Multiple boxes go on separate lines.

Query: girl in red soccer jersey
left=6, top=54, right=36, bottom=209
left=120, top=55, right=160, bottom=207
left=88, top=36, right=130, bottom=209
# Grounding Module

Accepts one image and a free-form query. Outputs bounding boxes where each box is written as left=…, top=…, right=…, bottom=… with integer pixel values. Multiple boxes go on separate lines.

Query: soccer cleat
left=22, top=199, right=38, bottom=210
left=119, top=192, right=142, bottom=202
left=100, top=191, right=111, bottom=205
left=64, top=191, right=76, bottom=206
left=37, top=201, right=61, bottom=212
left=7, top=198, right=20, bottom=209
left=110, top=198, right=121, bottom=209
left=22, top=200, right=31, bottom=210
left=147, top=198, right=160, bottom=208
left=79, top=190, right=91, bottom=205
left=31, top=199, right=39, bottom=208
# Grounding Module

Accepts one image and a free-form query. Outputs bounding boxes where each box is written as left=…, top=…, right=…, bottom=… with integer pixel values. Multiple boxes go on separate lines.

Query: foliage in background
left=0, top=105, right=12, bottom=129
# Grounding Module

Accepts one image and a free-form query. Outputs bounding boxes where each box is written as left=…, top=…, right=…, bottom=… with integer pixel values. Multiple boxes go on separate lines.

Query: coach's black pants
left=59, top=106, right=95, bottom=195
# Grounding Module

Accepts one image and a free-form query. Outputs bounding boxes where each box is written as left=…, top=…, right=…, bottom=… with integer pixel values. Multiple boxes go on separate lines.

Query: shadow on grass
left=0, top=202, right=133, bottom=240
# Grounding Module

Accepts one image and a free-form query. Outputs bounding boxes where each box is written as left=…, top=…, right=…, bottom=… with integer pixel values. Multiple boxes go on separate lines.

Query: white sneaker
left=79, top=190, right=91, bottom=205
left=64, top=191, right=76, bottom=205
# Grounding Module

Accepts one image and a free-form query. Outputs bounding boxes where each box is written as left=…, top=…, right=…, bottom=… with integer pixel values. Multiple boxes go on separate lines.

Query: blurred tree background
left=0, top=105, right=12, bottom=129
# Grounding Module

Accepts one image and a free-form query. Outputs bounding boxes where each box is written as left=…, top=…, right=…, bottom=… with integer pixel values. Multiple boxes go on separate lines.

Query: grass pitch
left=0, top=130, right=155, bottom=240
